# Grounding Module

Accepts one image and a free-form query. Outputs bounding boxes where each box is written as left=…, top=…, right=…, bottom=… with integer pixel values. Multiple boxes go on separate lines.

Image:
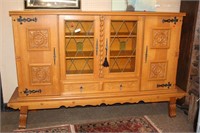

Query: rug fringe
left=70, top=124, right=76, bottom=133
left=144, top=115, right=163, bottom=133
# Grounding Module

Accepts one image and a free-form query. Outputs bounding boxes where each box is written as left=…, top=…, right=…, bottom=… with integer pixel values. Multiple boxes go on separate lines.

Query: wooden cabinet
left=141, top=16, right=183, bottom=91
left=8, top=11, right=186, bottom=129
left=58, top=15, right=143, bottom=95
left=11, top=15, right=60, bottom=97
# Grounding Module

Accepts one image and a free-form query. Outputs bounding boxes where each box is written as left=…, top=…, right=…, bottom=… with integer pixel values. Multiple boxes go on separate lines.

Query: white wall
left=1, top=0, right=23, bottom=103
left=112, top=0, right=180, bottom=12
left=82, top=0, right=111, bottom=11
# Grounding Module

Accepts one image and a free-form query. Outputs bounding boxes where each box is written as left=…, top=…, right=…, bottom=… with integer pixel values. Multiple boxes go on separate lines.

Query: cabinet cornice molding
left=9, top=10, right=186, bottom=17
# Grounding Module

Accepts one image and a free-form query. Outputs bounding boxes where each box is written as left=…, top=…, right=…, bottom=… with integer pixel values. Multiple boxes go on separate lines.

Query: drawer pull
left=120, top=84, right=123, bottom=91
left=80, top=86, right=83, bottom=92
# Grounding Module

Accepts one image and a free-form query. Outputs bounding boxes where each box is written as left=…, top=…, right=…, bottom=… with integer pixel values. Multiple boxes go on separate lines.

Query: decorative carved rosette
left=28, top=29, right=49, bottom=50
left=149, top=62, right=167, bottom=80
left=152, top=29, right=170, bottom=48
left=99, top=16, right=105, bottom=78
left=30, top=65, right=51, bottom=85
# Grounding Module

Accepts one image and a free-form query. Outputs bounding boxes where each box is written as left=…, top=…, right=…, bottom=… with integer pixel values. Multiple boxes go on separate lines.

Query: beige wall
left=82, top=0, right=111, bottom=11
left=1, top=0, right=23, bottom=103
left=0, top=0, right=2, bottom=73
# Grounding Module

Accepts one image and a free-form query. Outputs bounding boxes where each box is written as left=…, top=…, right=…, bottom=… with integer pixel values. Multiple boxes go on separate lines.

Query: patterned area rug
left=14, top=116, right=162, bottom=133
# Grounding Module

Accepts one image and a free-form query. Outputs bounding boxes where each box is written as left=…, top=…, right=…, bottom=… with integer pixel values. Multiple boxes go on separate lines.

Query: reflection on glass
left=65, top=20, right=94, bottom=74
left=110, top=20, right=137, bottom=73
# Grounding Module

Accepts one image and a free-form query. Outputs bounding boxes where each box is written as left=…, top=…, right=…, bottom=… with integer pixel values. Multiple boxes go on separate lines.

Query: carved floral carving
left=149, top=62, right=167, bottom=80
left=152, top=29, right=170, bottom=48
left=28, top=29, right=49, bottom=50
left=30, top=65, right=51, bottom=84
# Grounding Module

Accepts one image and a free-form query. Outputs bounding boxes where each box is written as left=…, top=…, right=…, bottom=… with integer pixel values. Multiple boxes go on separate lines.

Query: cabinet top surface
left=9, top=10, right=186, bottom=16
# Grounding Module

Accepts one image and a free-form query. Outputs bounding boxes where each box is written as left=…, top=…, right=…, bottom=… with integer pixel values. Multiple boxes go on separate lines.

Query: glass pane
left=110, top=20, right=137, bottom=73
left=65, top=20, right=94, bottom=74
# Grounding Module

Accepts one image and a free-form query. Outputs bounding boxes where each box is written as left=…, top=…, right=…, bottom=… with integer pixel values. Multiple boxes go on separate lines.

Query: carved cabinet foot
left=169, top=97, right=176, bottom=117
left=19, top=106, right=28, bottom=129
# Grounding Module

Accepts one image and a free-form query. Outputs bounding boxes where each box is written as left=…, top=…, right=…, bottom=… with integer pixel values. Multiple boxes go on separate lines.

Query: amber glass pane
left=65, top=20, right=94, bottom=74
left=110, top=20, right=137, bottom=73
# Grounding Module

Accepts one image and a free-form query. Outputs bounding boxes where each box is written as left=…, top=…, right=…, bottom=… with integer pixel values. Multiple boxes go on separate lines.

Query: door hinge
left=23, top=88, right=42, bottom=96
left=157, top=82, right=172, bottom=89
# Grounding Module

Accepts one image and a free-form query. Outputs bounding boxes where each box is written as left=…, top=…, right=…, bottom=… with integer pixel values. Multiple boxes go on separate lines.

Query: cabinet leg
left=19, top=106, right=28, bottom=129
left=169, top=97, right=176, bottom=117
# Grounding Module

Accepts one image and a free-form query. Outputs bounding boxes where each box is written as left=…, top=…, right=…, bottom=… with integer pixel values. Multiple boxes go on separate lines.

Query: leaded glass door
left=104, top=16, right=144, bottom=78
left=59, top=16, right=99, bottom=79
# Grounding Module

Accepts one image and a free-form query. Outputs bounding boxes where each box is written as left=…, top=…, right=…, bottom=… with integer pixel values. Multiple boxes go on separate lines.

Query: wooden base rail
left=15, top=96, right=181, bottom=129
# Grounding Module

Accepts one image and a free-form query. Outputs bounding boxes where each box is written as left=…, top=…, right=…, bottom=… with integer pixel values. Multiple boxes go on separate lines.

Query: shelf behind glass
left=66, top=51, right=94, bottom=59
left=66, top=58, right=93, bottom=74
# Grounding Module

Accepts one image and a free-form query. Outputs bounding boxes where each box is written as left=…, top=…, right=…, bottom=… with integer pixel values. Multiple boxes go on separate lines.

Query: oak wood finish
left=19, top=106, right=28, bottom=129
left=8, top=11, right=186, bottom=128
left=169, top=97, right=177, bottom=117
left=11, top=15, right=60, bottom=97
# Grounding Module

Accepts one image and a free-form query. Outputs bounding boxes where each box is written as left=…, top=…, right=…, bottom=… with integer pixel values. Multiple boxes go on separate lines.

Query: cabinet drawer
left=63, top=83, right=100, bottom=94
left=103, top=81, right=139, bottom=92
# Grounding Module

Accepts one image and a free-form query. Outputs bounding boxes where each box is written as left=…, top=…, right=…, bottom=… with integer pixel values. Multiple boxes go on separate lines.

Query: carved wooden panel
left=151, top=29, right=170, bottom=48
left=27, top=29, right=50, bottom=50
left=29, top=65, right=52, bottom=85
left=149, top=61, right=168, bottom=80
left=99, top=16, right=105, bottom=78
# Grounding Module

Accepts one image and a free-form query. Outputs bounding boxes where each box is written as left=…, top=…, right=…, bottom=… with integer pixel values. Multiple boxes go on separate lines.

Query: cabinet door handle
left=96, top=39, right=98, bottom=56
left=145, top=46, right=148, bottom=63
left=53, top=48, right=56, bottom=65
